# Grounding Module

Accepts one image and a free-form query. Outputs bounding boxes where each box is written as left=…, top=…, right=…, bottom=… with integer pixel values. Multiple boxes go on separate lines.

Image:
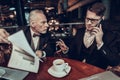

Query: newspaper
left=0, top=66, right=29, bottom=80
left=79, top=71, right=120, bottom=80
left=8, top=30, right=40, bottom=73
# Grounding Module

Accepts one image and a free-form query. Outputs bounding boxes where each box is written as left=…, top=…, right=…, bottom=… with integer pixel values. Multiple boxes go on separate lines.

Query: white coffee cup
left=53, top=59, right=68, bottom=72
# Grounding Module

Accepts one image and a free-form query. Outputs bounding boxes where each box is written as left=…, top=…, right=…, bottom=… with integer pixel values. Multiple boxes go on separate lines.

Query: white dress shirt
left=30, top=28, right=40, bottom=50
left=83, top=30, right=104, bottom=49
left=30, top=28, right=46, bottom=58
left=83, top=31, right=95, bottom=48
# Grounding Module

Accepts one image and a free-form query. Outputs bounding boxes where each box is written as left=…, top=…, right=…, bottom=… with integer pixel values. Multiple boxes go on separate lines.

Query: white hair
left=29, top=9, right=44, bottom=26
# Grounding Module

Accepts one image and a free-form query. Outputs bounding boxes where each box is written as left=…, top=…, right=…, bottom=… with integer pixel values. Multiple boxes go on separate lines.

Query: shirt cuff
left=62, top=47, right=69, bottom=54
left=97, top=42, right=104, bottom=50
left=42, top=51, right=46, bottom=57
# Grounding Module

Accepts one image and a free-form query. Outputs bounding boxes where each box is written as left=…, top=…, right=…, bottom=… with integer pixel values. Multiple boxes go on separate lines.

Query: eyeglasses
left=85, top=18, right=101, bottom=23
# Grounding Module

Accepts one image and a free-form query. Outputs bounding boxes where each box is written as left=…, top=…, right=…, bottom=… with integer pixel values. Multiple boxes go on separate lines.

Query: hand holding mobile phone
left=96, top=19, right=103, bottom=27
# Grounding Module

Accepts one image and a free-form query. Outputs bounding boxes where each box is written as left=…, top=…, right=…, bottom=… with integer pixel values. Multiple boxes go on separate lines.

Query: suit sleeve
left=99, top=31, right=120, bottom=66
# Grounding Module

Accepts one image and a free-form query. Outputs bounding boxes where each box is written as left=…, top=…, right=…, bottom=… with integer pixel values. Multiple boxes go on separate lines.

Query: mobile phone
left=96, top=19, right=103, bottom=27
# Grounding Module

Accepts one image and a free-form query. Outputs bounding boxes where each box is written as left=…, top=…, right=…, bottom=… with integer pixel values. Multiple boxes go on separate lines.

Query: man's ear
left=31, top=21, right=36, bottom=27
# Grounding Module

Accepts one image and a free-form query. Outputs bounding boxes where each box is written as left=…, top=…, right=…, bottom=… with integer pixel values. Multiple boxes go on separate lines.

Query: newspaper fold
left=8, top=30, right=41, bottom=73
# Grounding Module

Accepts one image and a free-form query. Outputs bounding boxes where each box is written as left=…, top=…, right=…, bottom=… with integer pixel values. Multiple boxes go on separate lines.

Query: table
left=24, top=57, right=104, bottom=80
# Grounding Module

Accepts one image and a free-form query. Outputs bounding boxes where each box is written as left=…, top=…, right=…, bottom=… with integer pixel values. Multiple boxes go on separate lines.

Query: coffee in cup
left=53, top=59, right=68, bottom=72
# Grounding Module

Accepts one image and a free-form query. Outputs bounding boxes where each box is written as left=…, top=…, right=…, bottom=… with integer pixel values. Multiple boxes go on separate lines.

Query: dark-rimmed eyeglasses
left=85, top=18, right=101, bottom=23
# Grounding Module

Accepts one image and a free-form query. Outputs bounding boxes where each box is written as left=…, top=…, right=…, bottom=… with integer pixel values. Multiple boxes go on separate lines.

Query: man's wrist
left=97, top=42, right=104, bottom=50
left=62, top=47, right=69, bottom=54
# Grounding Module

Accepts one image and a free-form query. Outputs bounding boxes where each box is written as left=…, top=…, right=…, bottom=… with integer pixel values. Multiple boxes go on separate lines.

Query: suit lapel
left=39, top=37, right=44, bottom=49
left=23, top=27, right=32, bottom=47
left=77, top=28, right=86, bottom=54
left=39, top=35, right=48, bottom=50
left=89, top=40, right=97, bottom=54
left=76, top=28, right=97, bottom=54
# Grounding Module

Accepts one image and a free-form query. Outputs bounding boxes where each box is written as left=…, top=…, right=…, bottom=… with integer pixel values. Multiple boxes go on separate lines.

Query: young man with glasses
left=68, top=2, right=120, bottom=69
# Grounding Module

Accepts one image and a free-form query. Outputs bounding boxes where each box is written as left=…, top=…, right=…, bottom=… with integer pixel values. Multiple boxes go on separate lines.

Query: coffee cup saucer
left=48, top=65, right=71, bottom=78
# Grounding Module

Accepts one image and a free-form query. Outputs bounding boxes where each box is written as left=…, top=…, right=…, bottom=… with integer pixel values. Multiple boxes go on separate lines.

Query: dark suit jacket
left=68, top=27, right=120, bottom=69
left=22, top=26, right=55, bottom=57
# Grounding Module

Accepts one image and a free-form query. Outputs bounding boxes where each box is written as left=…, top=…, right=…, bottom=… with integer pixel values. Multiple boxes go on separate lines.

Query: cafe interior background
left=0, top=0, right=120, bottom=34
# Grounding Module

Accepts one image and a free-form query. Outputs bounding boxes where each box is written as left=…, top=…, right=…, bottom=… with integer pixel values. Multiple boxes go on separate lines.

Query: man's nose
left=45, top=23, right=49, bottom=28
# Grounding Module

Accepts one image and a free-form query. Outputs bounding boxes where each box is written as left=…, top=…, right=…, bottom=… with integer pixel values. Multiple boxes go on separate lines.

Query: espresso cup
left=53, top=59, right=68, bottom=72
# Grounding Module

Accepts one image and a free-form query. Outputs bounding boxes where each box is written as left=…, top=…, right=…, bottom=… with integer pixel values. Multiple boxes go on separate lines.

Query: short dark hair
left=87, top=2, right=106, bottom=16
